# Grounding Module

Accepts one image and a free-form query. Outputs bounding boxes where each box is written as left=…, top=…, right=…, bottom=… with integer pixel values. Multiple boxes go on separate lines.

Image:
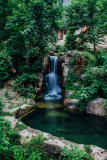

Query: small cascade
left=44, top=56, right=62, bottom=101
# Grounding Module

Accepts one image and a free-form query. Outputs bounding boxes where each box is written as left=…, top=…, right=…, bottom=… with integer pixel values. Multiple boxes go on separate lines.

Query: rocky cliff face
left=58, top=50, right=86, bottom=86
left=58, top=51, right=107, bottom=117
left=34, top=56, right=49, bottom=97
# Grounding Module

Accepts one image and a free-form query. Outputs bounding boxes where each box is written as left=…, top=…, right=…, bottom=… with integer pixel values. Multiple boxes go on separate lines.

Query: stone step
left=64, top=99, right=79, bottom=107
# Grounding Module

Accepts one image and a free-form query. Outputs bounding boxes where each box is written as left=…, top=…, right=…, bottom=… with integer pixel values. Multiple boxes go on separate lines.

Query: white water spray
left=44, top=56, right=62, bottom=101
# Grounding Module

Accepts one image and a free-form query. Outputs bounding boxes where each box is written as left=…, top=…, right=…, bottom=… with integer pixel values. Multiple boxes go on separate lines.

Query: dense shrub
left=66, top=68, right=77, bottom=90
left=55, top=45, right=66, bottom=55
left=68, top=67, right=107, bottom=110
left=65, top=28, right=77, bottom=50
left=61, top=146, right=93, bottom=160
left=77, top=67, right=107, bottom=110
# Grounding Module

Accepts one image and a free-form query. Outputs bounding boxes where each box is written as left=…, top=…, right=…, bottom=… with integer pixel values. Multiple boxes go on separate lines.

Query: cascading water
left=44, top=56, right=62, bottom=101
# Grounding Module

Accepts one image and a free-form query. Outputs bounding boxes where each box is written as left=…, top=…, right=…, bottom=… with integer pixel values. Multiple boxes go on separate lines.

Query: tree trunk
left=94, top=42, right=96, bottom=54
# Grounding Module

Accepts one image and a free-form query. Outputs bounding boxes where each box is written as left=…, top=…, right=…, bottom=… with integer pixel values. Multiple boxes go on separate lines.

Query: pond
left=22, top=101, right=107, bottom=149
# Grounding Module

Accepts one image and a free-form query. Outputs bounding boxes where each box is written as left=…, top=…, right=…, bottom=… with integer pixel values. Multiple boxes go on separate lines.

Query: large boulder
left=86, top=98, right=107, bottom=117
left=64, top=99, right=79, bottom=107
left=64, top=99, right=81, bottom=114
left=8, top=104, right=34, bottom=118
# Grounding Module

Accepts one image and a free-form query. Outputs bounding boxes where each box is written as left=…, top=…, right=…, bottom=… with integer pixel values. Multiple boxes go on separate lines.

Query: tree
left=0, top=0, right=13, bottom=51
left=65, top=0, right=107, bottom=54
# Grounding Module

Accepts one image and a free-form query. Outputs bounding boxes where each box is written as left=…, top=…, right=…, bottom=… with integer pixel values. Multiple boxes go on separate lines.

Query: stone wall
left=5, top=115, right=107, bottom=160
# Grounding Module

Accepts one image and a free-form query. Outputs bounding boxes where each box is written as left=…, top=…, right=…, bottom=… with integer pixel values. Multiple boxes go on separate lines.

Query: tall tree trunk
left=93, top=42, right=96, bottom=54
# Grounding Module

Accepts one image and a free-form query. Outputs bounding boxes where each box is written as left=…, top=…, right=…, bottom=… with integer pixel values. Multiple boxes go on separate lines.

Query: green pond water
left=22, top=101, right=107, bottom=149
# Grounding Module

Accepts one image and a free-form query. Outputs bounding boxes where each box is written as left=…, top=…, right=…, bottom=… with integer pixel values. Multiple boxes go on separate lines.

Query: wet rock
left=58, top=55, right=65, bottom=62
left=15, top=104, right=34, bottom=118
left=64, top=99, right=82, bottom=114
left=27, top=99, right=36, bottom=105
left=64, top=99, right=79, bottom=106
left=49, top=51, right=57, bottom=56
left=60, top=52, right=65, bottom=56
left=74, top=65, right=85, bottom=75
left=44, top=139, right=65, bottom=154
left=62, top=65, right=70, bottom=77
left=4, top=80, right=15, bottom=88
left=65, top=91, right=74, bottom=98
left=86, top=98, right=107, bottom=117
left=6, top=104, right=34, bottom=118
left=90, top=145, right=107, bottom=160
left=64, top=56, right=70, bottom=64
left=42, top=56, right=49, bottom=72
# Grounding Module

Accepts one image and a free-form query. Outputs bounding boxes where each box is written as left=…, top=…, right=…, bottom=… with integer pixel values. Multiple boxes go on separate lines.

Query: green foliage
left=61, top=145, right=93, bottom=160
left=6, top=33, right=26, bottom=68
left=66, top=48, right=107, bottom=110
left=0, top=52, right=11, bottom=87
left=16, top=73, right=39, bottom=85
left=65, top=0, right=107, bottom=53
left=0, top=0, right=13, bottom=49
left=0, top=118, right=20, bottom=160
left=55, top=45, right=66, bottom=55
left=66, top=68, right=77, bottom=90
left=84, top=145, right=92, bottom=154
left=4, top=91, right=12, bottom=100
left=76, top=67, right=106, bottom=110
left=97, top=50, right=107, bottom=66
left=15, top=122, right=27, bottom=131
left=13, top=85, right=35, bottom=98
left=0, top=0, right=63, bottom=91
left=18, top=61, right=43, bottom=74
left=0, top=97, right=4, bottom=115
left=81, top=52, right=97, bottom=66
left=69, top=51, right=97, bottom=67
left=65, top=27, right=77, bottom=50
left=13, top=72, right=39, bottom=97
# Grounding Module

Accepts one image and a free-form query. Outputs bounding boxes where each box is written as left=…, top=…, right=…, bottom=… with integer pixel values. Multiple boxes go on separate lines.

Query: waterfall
left=44, top=56, right=62, bottom=101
